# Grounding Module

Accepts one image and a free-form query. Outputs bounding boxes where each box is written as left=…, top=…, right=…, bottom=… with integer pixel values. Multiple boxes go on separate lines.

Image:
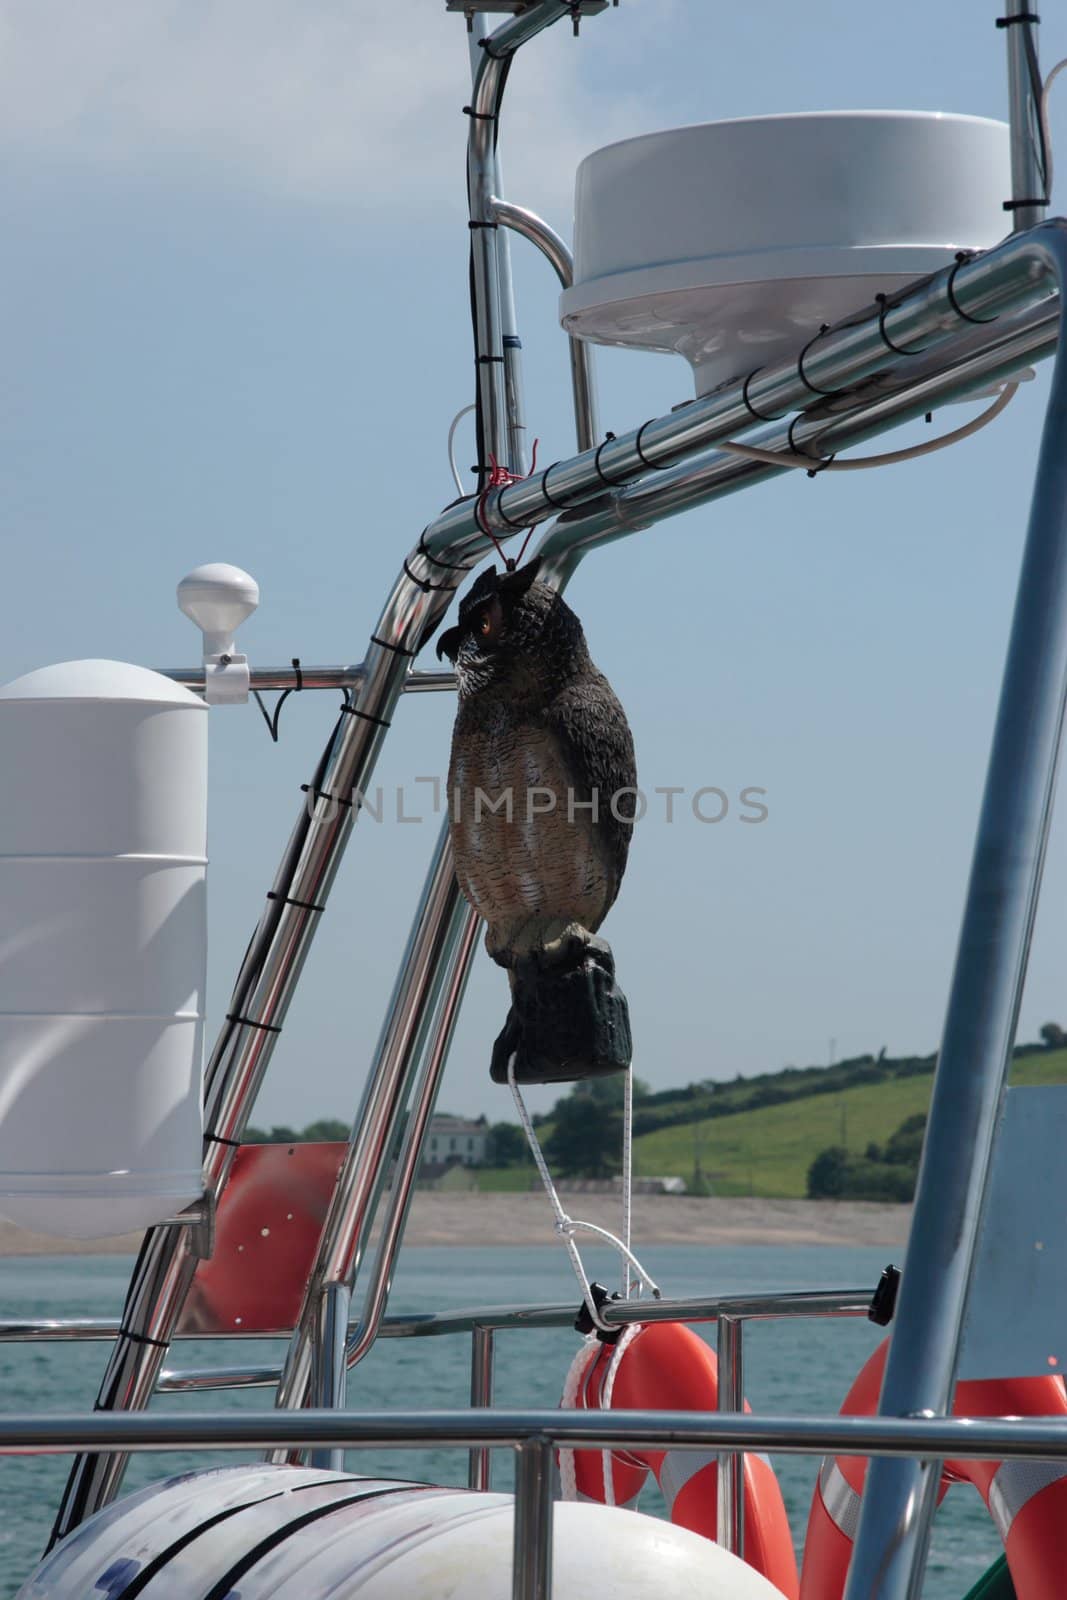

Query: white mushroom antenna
left=177, top=564, right=259, bottom=704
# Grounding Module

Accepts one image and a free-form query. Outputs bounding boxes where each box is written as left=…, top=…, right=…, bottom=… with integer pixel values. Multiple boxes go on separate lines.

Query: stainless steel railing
left=5, top=1406, right=1067, bottom=1600
left=1, top=1285, right=874, bottom=1561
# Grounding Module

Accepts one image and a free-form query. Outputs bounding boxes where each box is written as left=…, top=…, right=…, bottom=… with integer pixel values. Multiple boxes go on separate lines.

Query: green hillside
left=632, top=1048, right=1067, bottom=1199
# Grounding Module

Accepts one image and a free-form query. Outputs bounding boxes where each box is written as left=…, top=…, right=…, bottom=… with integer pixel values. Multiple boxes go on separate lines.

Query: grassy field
left=630, top=1048, right=1067, bottom=1199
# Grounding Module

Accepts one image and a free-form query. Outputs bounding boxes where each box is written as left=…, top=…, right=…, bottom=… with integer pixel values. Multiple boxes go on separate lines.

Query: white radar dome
left=177, top=563, right=259, bottom=657
left=561, top=112, right=1011, bottom=396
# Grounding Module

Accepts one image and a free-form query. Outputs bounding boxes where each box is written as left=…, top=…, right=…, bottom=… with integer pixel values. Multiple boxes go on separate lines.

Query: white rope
left=717, top=381, right=1016, bottom=475
left=621, top=1063, right=634, bottom=1300
left=518, top=1058, right=659, bottom=1514
left=557, top=1322, right=645, bottom=1509
left=558, top=1334, right=597, bottom=1503
left=507, top=1058, right=661, bottom=1330
left=599, top=1321, right=642, bottom=1506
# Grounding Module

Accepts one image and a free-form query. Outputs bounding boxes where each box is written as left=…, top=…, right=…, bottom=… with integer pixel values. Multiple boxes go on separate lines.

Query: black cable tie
left=204, top=1130, right=242, bottom=1149
left=495, top=491, right=531, bottom=531
left=539, top=462, right=574, bottom=511
left=996, top=11, right=1039, bottom=24
left=788, top=414, right=834, bottom=477
left=742, top=369, right=787, bottom=423
left=225, top=1012, right=282, bottom=1035
left=468, top=219, right=499, bottom=230
left=475, top=355, right=506, bottom=365
left=370, top=633, right=416, bottom=657
left=339, top=703, right=392, bottom=730
left=1003, top=196, right=1048, bottom=210
left=301, top=782, right=356, bottom=811
left=634, top=420, right=666, bottom=470
left=291, top=657, right=303, bottom=692
left=403, top=556, right=456, bottom=592
left=417, top=531, right=470, bottom=573
left=502, top=334, right=522, bottom=349
left=462, top=105, right=498, bottom=120
left=593, top=435, right=631, bottom=488
left=946, top=254, right=999, bottom=325
left=266, top=889, right=326, bottom=914
left=875, top=292, right=929, bottom=356
left=118, top=1328, right=172, bottom=1350
left=797, top=325, right=841, bottom=398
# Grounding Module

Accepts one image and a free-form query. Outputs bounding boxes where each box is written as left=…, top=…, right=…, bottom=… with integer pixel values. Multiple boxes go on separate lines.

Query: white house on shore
left=423, top=1115, right=488, bottom=1169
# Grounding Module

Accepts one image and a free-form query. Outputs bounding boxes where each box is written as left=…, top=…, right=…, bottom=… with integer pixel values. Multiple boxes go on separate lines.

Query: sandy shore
left=0, top=1195, right=909, bottom=1257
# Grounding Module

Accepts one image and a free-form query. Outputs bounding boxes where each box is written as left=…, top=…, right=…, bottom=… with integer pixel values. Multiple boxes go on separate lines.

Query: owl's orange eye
left=478, top=612, right=493, bottom=637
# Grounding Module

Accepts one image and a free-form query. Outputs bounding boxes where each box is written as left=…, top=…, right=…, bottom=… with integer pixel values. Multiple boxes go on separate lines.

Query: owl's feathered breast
left=448, top=668, right=636, bottom=956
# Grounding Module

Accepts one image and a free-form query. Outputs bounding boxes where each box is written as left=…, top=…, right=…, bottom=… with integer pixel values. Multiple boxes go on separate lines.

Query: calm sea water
left=0, top=1243, right=1000, bottom=1597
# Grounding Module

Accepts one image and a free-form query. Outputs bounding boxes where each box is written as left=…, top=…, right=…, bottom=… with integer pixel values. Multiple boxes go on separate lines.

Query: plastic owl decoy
left=437, top=559, right=635, bottom=1084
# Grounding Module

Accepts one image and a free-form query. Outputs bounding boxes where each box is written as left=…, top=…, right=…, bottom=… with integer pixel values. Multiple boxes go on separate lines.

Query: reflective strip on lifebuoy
left=817, top=1458, right=862, bottom=1542
left=987, top=1460, right=1067, bottom=1541
left=659, top=1448, right=774, bottom=1507
left=800, top=1337, right=1067, bottom=1600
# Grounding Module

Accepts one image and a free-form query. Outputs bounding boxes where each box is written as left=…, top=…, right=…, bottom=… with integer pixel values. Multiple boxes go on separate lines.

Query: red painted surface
left=179, top=1142, right=346, bottom=1336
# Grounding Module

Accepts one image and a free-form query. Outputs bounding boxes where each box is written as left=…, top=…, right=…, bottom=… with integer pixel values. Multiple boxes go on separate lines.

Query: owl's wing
left=544, top=670, right=638, bottom=914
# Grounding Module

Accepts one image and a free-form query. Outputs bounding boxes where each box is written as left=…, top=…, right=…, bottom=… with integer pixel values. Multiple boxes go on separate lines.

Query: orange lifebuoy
left=563, top=1320, right=800, bottom=1599
left=800, top=1338, right=1067, bottom=1600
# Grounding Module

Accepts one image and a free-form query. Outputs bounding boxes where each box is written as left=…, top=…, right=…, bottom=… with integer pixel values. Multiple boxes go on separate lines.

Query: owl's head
left=435, top=559, right=590, bottom=698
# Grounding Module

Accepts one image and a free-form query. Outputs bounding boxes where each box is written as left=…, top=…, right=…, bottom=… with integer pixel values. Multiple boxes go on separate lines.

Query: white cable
left=447, top=403, right=477, bottom=497
left=717, top=381, right=1017, bottom=476
left=1040, top=57, right=1067, bottom=199
left=507, top=1058, right=660, bottom=1329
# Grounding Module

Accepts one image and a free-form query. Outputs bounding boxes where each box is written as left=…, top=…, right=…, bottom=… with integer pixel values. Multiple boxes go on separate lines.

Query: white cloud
left=0, top=1, right=650, bottom=222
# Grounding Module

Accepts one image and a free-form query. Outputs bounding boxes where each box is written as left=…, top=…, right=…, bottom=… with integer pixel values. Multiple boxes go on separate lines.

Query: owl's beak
left=436, top=624, right=462, bottom=663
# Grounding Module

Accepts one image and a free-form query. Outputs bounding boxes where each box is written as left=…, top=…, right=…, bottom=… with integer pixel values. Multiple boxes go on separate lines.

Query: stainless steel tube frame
left=282, top=288, right=1065, bottom=1435
left=53, top=220, right=1062, bottom=1533
left=160, top=665, right=456, bottom=694
left=346, top=888, right=482, bottom=1383
left=309, top=1283, right=350, bottom=1471
left=491, top=197, right=600, bottom=452
left=272, top=827, right=476, bottom=1426
left=844, top=225, right=1067, bottom=1600
left=155, top=1290, right=871, bottom=1393
left=11, top=1406, right=1067, bottom=1462
left=1003, top=0, right=1047, bottom=233
left=513, top=1438, right=554, bottom=1600
left=716, top=1315, right=744, bottom=1558
left=467, top=2, right=576, bottom=473
left=50, top=532, right=484, bottom=1541
left=0, top=1288, right=885, bottom=1346
left=417, top=224, right=1060, bottom=561
left=469, top=1326, right=496, bottom=1490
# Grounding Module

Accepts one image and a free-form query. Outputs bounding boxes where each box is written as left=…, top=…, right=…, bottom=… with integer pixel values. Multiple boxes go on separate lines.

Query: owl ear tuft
left=499, top=557, right=542, bottom=598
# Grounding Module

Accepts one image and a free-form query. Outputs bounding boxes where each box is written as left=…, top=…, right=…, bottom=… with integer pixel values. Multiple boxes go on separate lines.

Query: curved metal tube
left=491, top=196, right=600, bottom=451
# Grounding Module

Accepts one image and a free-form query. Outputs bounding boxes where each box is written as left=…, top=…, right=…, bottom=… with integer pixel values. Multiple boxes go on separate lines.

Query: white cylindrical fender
left=0, top=659, right=207, bottom=1238
left=16, top=1466, right=789, bottom=1599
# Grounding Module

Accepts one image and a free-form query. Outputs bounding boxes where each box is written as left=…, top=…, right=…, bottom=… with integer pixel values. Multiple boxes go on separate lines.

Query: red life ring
left=564, top=1320, right=799, bottom=1599
left=800, top=1338, right=1067, bottom=1600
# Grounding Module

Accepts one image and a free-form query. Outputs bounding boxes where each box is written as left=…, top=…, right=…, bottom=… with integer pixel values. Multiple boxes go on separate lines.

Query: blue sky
left=4, top=1, right=1067, bottom=1130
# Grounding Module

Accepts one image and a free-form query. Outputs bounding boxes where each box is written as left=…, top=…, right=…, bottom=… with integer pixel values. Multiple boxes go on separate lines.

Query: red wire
left=475, top=438, right=540, bottom=570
